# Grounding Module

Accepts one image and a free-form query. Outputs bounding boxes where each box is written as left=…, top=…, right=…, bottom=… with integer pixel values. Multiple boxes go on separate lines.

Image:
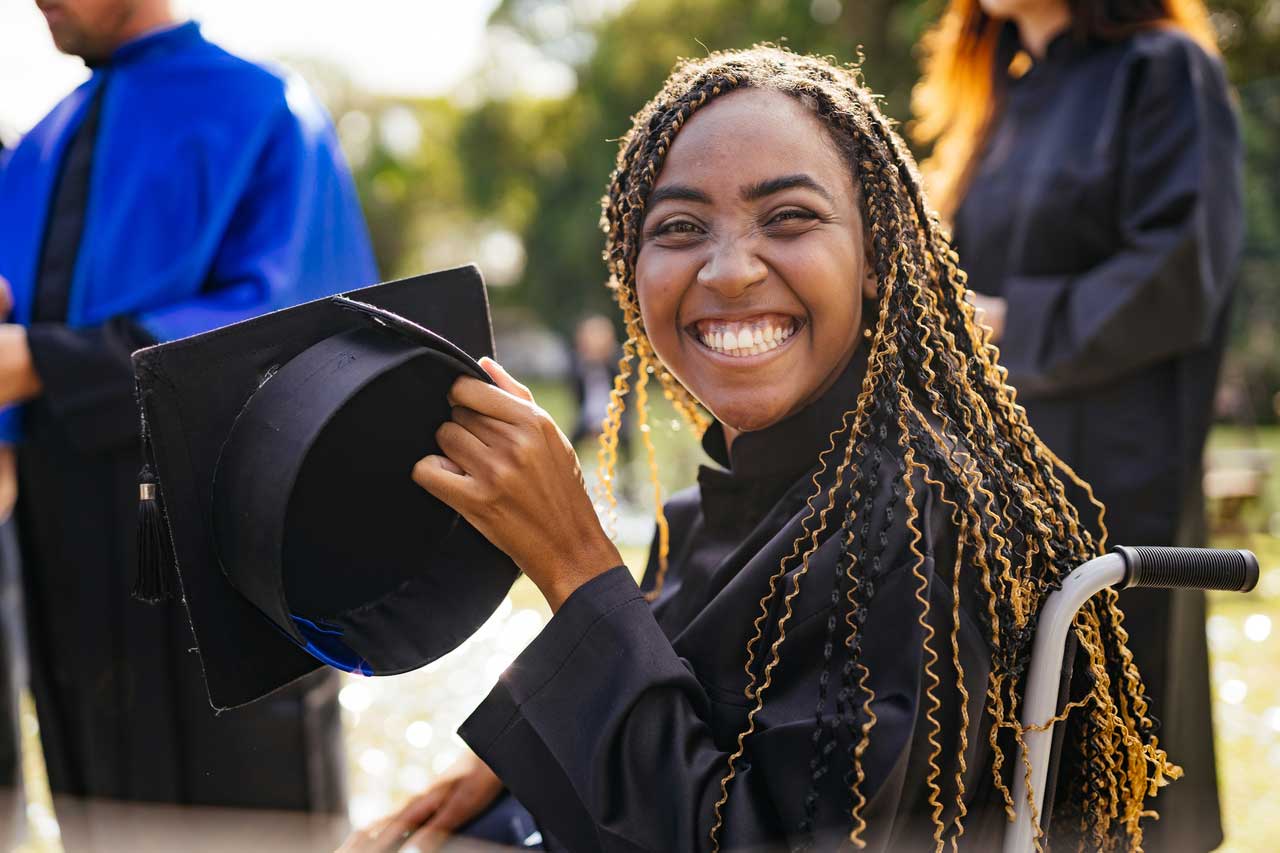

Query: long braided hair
left=595, top=46, right=1176, bottom=851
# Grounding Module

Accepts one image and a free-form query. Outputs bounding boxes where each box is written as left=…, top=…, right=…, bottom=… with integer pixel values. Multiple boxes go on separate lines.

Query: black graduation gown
left=459, top=359, right=1009, bottom=851
left=952, top=26, right=1243, bottom=853
left=11, top=59, right=344, bottom=843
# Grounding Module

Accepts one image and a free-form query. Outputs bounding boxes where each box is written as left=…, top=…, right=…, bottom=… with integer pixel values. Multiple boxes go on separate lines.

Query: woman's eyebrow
left=742, top=174, right=834, bottom=203
left=648, top=184, right=712, bottom=206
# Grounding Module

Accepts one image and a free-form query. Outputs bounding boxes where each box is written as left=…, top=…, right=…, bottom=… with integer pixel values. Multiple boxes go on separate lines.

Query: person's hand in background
left=0, top=276, right=19, bottom=520
left=0, top=446, right=15, bottom=523
left=968, top=291, right=1007, bottom=343
left=0, top=274, right=13, bottom=320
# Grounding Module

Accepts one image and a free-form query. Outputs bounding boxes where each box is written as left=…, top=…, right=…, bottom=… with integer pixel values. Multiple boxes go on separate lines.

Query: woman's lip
left=686, top=324, right=799, bottom=365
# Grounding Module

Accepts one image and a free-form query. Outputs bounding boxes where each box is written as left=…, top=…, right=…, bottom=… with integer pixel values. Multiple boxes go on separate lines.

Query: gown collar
left=998, top=20, right=1093, bottom=83
left=699, top=345, right=868, bottom=489
left=108, top=20, right=203, bottom=68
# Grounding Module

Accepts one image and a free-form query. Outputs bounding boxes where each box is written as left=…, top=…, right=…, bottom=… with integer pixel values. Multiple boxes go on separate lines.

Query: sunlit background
left=3, top=0, right=1280, bottom=850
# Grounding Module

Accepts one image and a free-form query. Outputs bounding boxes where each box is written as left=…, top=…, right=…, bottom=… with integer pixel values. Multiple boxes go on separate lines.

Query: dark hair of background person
left=912, top=0, right=1218, bottom=216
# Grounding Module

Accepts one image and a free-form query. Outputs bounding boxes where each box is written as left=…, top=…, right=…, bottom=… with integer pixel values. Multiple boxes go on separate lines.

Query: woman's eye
left=653, top=219, right=703, bottom=237
left=767, top=208, right=818, bottom=227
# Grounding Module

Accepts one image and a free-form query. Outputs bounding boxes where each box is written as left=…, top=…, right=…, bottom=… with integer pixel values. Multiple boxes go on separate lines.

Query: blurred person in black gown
left=568, top=315, right=633, bottom=504
left=0, top=0, right=376, bottom=844
left=569, top=315, right=628, bottom=450
left=914, top=1, right=1243, bottom=849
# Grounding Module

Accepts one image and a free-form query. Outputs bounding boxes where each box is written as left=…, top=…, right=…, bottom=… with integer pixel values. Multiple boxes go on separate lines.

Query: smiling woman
left=346, top=46, right=1173, bottom=853
left=635, top=88, right=875, bottom=438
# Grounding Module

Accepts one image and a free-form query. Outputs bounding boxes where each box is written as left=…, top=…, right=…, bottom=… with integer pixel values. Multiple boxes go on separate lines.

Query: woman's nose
left=696, top=237, right=767, bottom=299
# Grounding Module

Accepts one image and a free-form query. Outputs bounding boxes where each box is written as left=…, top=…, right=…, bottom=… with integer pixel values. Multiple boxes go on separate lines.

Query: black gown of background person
left=10, top=66, right=344, bottom=842
left=951, top=25, right=1243, bottom=852
left=459, top=355, right=1010, bottom=851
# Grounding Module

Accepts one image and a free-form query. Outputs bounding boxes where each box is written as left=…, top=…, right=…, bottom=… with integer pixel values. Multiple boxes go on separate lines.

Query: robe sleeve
left=995, top=40, right=1242, bottom=397
left=458, top=483, right=991, bottom=851
left=133, top=97, right=376, bottom=342
left=24, top=318, right=153, bottom=453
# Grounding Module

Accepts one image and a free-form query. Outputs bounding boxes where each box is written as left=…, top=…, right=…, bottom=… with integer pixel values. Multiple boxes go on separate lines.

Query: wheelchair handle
left=1115, top=546, right=1259, bottom=592
left=1005, top=545, right=1259, bottom=853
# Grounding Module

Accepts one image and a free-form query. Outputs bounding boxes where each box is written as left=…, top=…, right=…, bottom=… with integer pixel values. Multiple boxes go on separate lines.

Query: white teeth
left=696, top=320, right=797, bottom=357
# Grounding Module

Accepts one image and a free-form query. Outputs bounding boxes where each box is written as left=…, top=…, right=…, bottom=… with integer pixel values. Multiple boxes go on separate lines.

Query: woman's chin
left=710, top=401, right=793, bottom=436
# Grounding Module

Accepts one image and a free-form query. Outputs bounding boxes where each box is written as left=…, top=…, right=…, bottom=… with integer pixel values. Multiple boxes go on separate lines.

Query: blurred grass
left=1203, top=426, right=1280, bottom=853
left=12, top=390, right=1280, bottom=850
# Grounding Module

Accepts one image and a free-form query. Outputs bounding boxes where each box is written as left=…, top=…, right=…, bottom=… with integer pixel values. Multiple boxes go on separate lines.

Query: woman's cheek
left=635, top=265, right=685, bottom=357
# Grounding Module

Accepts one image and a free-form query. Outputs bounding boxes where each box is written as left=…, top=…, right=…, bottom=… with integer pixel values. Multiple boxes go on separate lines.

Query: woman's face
left=634, top=88, right=875, bottom=436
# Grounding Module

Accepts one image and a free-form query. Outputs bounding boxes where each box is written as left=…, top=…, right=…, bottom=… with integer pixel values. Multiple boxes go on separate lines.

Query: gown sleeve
left=458, top=480, right=992, bottom=851
left=995, top=39, right=1242, bottom=397
left=25, top=318, right=153, bottom=453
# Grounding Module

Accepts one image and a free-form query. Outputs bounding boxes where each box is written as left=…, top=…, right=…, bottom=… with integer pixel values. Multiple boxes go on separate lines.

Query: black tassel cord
left=133, top=403, right=176, bottom=603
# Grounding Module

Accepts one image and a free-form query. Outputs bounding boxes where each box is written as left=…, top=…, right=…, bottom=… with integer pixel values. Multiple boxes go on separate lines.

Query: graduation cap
left=133, top=265, right=520, bottom=710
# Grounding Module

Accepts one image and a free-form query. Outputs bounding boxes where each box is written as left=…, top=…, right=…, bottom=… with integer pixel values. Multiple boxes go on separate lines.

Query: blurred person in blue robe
left=0, top=0, right=377, bottom=841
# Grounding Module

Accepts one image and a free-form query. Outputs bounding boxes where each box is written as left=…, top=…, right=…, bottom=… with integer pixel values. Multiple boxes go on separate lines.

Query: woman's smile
left=688, top=313, right=803, bottom=361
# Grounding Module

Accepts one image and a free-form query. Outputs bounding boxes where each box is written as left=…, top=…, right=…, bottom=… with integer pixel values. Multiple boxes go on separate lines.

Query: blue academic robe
left=0, top=22, right=374, bottom=826
left=0, top=20, right=378, bottom=442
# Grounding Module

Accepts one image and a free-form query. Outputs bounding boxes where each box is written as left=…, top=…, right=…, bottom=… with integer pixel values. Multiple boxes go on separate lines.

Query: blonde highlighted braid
left=596, top=45, right=1174, bottom=851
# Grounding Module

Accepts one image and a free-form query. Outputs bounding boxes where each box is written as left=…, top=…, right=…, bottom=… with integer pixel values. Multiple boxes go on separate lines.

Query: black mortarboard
left=133, top=265, right=519, bottom=710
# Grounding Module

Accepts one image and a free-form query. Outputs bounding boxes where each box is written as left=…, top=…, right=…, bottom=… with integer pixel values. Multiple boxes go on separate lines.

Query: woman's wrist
left=534, top=540, right=624, bottom=613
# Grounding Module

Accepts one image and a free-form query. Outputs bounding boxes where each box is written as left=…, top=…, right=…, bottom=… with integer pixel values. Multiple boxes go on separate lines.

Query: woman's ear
left=861, top=250, right=879, bottom=300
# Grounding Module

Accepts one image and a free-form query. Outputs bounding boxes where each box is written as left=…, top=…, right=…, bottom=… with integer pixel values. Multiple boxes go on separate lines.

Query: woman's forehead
left=652, top=88, right=851, bottom=200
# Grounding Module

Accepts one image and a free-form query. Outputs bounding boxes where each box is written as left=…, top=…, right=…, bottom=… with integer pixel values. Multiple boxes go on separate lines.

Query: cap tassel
left=134, top=463, right=175, bottom=604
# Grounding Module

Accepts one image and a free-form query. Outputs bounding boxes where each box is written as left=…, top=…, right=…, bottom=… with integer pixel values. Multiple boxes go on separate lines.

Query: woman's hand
left=413, top=357, right=622, bottom=612
left=336, top=752, right=503, bottom=853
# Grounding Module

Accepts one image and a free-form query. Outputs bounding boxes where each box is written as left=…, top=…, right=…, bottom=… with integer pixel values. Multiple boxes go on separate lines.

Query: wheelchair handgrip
left=1114, top=546, right=1259, bottom=593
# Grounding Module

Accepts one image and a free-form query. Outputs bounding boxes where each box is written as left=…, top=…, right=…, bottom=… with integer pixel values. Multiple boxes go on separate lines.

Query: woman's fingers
left=448, top=406, right=506, bottom=447
left=412, top=454, right=478, bottom=510
left=447, top=372, right=535, bottom=425
left=399, top=826, right=448, bottom=853
left=335, top=786, right=443, bottom=853
left=434, top=420, right=490, bottom=469
left=370, top=786, right=450, bottom=853
left=478, top=356, right=534, bottom=401
left=333, top=815, right=392, bottom=853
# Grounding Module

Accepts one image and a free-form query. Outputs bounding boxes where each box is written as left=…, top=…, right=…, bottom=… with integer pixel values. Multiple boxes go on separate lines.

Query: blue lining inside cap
left=290, top=614, right=373, bottom=676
